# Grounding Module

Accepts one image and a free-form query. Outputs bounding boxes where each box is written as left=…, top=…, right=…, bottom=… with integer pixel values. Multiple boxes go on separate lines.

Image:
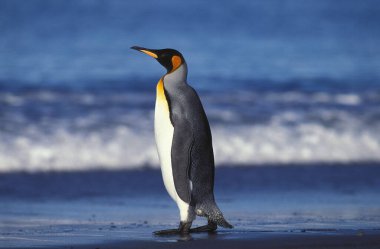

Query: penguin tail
left=197, top=200, right=233, bottom=229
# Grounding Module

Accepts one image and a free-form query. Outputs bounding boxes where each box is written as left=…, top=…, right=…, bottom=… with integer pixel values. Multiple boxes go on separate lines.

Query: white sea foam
left=213, top=123, right=380, bottom=165
left=0, top=126, right=158, bottom=172
left=1, top=116, right=379, bottom=172
left=1, top=87, right=379, bottom=172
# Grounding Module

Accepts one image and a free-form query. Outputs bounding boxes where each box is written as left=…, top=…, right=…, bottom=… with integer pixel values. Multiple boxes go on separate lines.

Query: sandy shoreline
left=2, top=229, right=380, bottom=249
left=82, top=231, right=380, bottom=249
left=1, top=164, right=380, bottom=248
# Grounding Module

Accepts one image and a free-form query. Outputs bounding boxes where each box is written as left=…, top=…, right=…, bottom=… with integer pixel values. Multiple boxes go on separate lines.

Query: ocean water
left=1, top=0, right=380, bottom=172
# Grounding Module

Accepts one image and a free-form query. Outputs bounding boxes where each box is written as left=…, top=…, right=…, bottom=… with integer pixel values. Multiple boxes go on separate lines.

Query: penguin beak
left=131, top=46, right=158, bottom=58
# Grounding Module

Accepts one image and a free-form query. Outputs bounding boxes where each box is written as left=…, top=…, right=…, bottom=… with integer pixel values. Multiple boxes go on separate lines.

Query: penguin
left=131, top=46, right=233, bottom=235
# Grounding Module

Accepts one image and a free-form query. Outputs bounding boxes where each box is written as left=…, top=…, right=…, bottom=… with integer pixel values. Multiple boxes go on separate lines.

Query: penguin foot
left=154, top=228, right=182, bottom=235
left=190, top=221, right=217, bottom=233
left=154, top=221, right=192, bottom=235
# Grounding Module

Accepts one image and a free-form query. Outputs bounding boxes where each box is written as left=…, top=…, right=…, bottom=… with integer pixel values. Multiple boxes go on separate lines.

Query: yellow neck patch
left=170, top=55, right=182, bottom=73
left=156, top=78, right=169, bottom=111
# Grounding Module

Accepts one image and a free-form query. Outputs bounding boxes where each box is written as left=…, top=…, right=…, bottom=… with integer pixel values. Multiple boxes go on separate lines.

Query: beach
left=1, top=164, right=380, bottom=248
left=1, top=0, right=380, bottom=248
left=3, top=230, right=380, bottom=249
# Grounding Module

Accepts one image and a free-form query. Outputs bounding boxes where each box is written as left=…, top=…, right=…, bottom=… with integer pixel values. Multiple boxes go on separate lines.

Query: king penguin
left=131, top=46, right=233, bottom=235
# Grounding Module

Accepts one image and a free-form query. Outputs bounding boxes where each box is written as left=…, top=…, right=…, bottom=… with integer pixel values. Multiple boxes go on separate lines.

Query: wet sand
left=2, top=229, right=380, bottom=249
left=76, top=230, right=380, bottom=249
left=1, top=164, right=380, bottom=248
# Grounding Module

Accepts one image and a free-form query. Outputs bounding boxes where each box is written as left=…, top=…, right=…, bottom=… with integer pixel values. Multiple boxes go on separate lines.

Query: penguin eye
left=157, top=52, right=167, bottom=61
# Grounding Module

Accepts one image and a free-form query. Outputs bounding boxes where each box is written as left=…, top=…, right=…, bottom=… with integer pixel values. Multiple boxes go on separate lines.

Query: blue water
left=1, top=0, right=380, bottom=171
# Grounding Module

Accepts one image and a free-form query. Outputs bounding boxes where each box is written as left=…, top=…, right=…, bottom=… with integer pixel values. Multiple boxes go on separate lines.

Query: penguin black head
left=131, top=46, right=184, bottom=73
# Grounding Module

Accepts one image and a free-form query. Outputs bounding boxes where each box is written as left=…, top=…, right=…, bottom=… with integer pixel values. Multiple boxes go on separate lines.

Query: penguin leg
left=190, top=220, right=217, bottom=233
left=154, top=221, right=192, bottom=235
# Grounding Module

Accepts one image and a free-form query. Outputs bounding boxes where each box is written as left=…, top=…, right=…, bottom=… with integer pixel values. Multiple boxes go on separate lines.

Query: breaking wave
left=1, top=79, right=379, bottom=172
left=1, top=112, right=379, bottom=172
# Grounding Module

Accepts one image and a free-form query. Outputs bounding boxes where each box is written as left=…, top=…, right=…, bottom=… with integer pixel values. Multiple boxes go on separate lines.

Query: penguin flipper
left=171, top=120, right=193, bottom=204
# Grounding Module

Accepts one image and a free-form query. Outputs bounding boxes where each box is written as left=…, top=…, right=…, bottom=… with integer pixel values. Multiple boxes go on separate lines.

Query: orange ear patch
left=170, top=55, right=182, bottom=73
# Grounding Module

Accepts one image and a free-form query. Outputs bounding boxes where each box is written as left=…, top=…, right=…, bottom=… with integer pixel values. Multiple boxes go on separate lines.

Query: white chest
left=154, top=89, right=177, bottom=202
left=154, top=78, right=191, bottom=222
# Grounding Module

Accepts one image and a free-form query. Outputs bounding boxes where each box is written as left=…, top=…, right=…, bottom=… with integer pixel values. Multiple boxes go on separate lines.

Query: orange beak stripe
left=140, top=50, right=158, bottom=58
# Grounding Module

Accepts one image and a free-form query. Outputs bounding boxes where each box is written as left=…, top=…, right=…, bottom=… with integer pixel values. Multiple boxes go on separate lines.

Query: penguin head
left=131, top=46, right=184, bottom=73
